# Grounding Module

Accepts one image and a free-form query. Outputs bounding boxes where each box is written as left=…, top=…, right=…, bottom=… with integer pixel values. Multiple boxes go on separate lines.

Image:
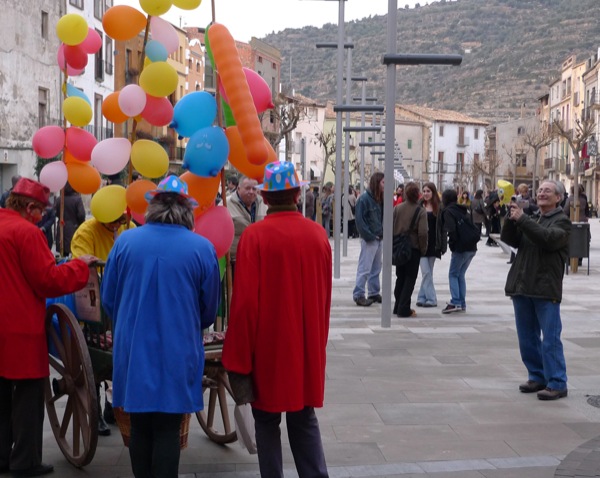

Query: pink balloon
left=150, top=17, right=178, bottom=55
left=194, top=206, right=234, bottom=258
left=66, top=127, right=97, bottom=162
left=57, top=44, right=84, bottom=76
left=118, top=85, right=147, bottom=117
left=141, top=95, right=174, bottom=126
left=81, top=28, right=102, bottom=54
left=40, top=161, right=68, bottom=193
left=219, top=68, right=274, bottom=114
left=64, top=44, right=88, bottom=70
left=90, top=138, right=132, bottom=175
left=32, top=126, right=66, bottom=159
left=131, top=210, right=146, bottom=225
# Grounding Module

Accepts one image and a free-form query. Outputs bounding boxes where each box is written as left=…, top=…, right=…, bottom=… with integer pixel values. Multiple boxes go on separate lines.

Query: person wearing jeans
left=416, top=182, right=442, bottom=308
left=447, top=250, right=476, bottom=310
left=502, top=180, right=570, bottom=401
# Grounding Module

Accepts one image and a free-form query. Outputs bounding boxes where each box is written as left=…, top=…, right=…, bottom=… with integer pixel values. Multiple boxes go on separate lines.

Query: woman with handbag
left=416, top=182, right=442, bottom=308
left=392, top=182, right=428, bottom=317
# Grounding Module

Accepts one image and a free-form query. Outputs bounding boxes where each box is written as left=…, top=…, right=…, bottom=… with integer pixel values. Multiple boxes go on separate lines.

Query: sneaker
left=537, top=387, right=568, bottom=401
left=441, top=303, right=463, bottom=314
left=354, top=297, right=374, bottom=307
left=368, top=294, right=383, bottom=303
left=519, top=380, right=546, bottom=393
left=416, top=302, right=424, bottom=307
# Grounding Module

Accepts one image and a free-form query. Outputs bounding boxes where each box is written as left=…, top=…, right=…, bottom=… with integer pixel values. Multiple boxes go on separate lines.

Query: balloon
left=91, top=138, right=132, bottom=175
left=218, top=255, right=226, bottom=279
left=144, top=56, right=153, bottom=68
left=204, top=23, right=215, bottom=69
left=91, top=185, right=127, bottom=223
left=66, top=161, right=101, bottom=194
left=194, top=205, right=234, bottom=257
left=102, top=5, right=147, bottom=41
left=170, top=91, right=217, bottom=138
left=131, top=210, right=146, bottom=225
left=32, top=126, right=65, bottom=159
left=66, top=127, right=97, bottom=162
left=64, top=97, right=93, bottom=127
left=145, top=40, right=168, bottom=62
left=130, top=140, right=169, bottom=178
left=208, top=23, right=266, bottom=165
left=40, top=161, right=68, bottom=193
left=140, top=0, right=172, bottom=16
left=221, top=99, right=235, bottom=127
left=219, top=68, right=274, bottom=114
left=102, top=91, right=129, bottom=124
left=139, top=62, right=178, bottom=97
left=180, top=171, right=220, bottom=215
left=57, top=45, right=84, bottom=75
left=150, top=16, right=178, bottom=55
left=126, top=179, right=156, bottom=214
left=225, top=126, right=272, bottom=182
left=183, top=126, right=229, bottom=178
left=64, top=44, right=88, bottom=70
left=80, top=28, right=102, bottom=54
left=118, top=84, right=147, bottom=117
left=66, top=84, right=90, bottom=104
left=497, top=180, right=515, bottom=205
left=56, top=14, right=88, bottom=46
left=173, top=0, right=201, bottom=9
left=141, top=95, right=173, bottom=126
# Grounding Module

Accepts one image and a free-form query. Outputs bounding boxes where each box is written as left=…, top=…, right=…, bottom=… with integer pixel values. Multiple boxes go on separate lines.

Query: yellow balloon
left=144, top=57, right=153, bottom=68
left=56, top=14, right=88, bottom=46
left=131, top=140, right=169, bottom=179
left=90, top=185, right=127, bottom=223
left=497, top=180, right=515, bottom=205
left=173, top=0, right=201, bottom=9
left=64, top=97, right=93, bottom=127
left=139, top=0, right=173, bottom=16
left=139, top=62, right=178, bottom=98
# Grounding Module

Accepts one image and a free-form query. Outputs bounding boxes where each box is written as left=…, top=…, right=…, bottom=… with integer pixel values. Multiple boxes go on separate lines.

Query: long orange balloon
left=208, top=23, right=267, bottom=166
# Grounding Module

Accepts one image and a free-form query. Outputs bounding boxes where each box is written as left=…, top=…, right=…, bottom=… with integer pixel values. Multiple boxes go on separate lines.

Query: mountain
left=262, top=0, right=600, bottom=123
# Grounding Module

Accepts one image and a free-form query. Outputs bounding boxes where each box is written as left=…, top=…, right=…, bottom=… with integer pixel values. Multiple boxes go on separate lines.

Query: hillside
left=262, top=0, right=600, bottom=123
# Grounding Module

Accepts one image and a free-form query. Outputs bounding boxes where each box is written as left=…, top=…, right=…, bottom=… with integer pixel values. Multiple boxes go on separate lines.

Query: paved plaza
left=43, top=220, right=600, bottom=478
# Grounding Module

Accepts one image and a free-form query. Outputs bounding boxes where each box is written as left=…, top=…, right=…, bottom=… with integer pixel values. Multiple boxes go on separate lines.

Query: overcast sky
left=114, top=1, right=423, bottom=42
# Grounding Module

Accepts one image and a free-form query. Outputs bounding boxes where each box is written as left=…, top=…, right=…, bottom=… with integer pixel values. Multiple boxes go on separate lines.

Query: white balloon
left=150, top=16, right=178, bottom=55
left=40, top=161, right=68, bottom=193
left=91, top=138, right=132, bottom=175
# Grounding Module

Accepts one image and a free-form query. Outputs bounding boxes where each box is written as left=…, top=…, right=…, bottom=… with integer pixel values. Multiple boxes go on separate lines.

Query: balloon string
left=59, top=63, right=68, bottom=257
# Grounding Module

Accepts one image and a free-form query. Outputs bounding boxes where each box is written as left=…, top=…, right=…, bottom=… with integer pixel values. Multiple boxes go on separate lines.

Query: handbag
left=234, top=404, right=257, bottom=454
left=392, top=207, right=421, bottom=267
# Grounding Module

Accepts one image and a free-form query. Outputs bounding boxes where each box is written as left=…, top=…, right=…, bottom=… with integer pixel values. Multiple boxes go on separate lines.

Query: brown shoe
left=519, top=380, right=546, bottom=393
left=537, top=387, right=568, bottom=401
left=354, top=297, right=374, bottom=307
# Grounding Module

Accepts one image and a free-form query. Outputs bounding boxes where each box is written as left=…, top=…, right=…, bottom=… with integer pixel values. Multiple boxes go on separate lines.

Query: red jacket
left=0, top=209, right=89, bottom=379
left=222, top=211, right=332, bottom=412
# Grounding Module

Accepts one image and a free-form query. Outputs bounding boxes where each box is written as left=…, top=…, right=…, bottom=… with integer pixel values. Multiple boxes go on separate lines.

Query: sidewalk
left=45, top=220, right=600, bottom=478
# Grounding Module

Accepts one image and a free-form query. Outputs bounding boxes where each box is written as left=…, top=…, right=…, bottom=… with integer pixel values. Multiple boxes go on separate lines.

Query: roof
left=396, top=104, right=489, bottom=126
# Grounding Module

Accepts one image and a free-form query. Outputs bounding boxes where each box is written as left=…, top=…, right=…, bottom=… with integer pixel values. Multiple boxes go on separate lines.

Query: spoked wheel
left=196, top=362, right=237, bottom=444
left=45, top=304, right=98, bottom=467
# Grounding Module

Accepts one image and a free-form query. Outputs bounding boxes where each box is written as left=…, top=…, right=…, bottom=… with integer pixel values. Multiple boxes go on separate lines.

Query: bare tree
left=262, top=93, right=304, bottom=160
left=501, top=143, right=524, bottom=186
left=521, top=125, right=553, bottom=195
left=482, top=145, right=503, bottom=191
left=313, top=130, right=337, bottom=189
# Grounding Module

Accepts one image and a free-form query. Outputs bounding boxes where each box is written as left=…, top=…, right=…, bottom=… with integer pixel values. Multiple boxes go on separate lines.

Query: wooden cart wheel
left=45, top=304, right=98, bottom=467
left=196, top=363, right=237, bottom=444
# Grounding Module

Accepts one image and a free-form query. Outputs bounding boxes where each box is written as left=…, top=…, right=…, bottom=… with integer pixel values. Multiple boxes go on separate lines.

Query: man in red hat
left=0, top=178, right=97, bottom=477
left=223, top=161, right=332, bottom=478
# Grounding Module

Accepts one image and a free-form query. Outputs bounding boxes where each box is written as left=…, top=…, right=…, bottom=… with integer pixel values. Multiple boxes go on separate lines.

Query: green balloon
left=205, top=23, right=215, bottom=71
left=222, top=99, right=236, bottom=127
left=218, top=256, right=226, bottom=280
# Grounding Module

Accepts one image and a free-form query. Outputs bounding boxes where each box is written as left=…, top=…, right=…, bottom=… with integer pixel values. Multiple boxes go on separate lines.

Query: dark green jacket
left=501, top=207, right=570, bottom=302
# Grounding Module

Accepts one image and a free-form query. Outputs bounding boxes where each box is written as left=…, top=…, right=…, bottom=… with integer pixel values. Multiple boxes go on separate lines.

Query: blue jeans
left=512, top=295, right=567, bottom=390
left=353, top=239, right=382, bottom=300
left=417, top=256, right=437, bottom=306
left=448, top=251, right=476, bottom=308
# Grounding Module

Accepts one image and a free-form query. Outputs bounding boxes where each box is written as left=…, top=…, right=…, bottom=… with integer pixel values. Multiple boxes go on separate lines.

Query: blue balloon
left=170, top=92, right=217, bottom=138
left=145, top=40, right=168, bottom=63
left=66, top=84, right=90, bottom=104
left=182, top=126, right=229, bottom=178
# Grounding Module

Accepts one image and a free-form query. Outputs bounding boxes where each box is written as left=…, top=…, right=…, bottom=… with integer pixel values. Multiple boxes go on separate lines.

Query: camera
left=510, top=195, right=517, bottom=202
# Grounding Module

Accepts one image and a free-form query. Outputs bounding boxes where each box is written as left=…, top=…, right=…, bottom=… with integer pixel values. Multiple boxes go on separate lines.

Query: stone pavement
left=43, top=221, right=600, bottom=478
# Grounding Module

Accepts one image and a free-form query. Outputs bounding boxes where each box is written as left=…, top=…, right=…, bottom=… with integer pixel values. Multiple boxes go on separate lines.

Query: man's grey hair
left=145, top=193, right=195, bottom=230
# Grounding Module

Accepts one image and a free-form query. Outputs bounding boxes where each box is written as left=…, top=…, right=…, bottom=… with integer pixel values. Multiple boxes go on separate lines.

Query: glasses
left=537, top=188, right=556, bottom=195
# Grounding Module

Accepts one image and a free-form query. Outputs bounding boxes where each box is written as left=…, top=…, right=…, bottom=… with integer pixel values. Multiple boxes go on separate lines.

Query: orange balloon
left=102, top=5, right=147, bottom=42
left=66, top=162, right=102, bottom=194
left=180, top=172, right=220, bottom=217
left=225, top=126, right=271, bottom=182
left=125, top=179, right=156, bottom=214
left=102, top=92, right=129, bottom=124
left=208, top=24, right=267, bottom=165
left=63, top=148, right=80, bottom=164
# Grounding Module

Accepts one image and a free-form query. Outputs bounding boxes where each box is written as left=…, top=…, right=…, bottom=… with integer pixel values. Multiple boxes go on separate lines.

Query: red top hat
left=12, top=178, right=51, bottom=206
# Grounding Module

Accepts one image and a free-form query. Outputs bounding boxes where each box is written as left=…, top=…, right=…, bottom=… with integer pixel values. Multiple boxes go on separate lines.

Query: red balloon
left=141, top=95, right=174, bottom=126
left=81, top=28, right=102, bottom=54
left=57, top=44, right=84, bottom=76
left=194, top=205, right=234, bottom=258
left=66, top=127, right=97, bottom=162
left=64, top=44, right=89, bottom=70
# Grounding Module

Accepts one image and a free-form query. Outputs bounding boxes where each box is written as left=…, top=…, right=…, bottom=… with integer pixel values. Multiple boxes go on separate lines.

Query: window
left=516, top=153, right=527, bottom=167
left=204, top=51, right=214, bottom=89
left=38, top=88, right=48, bottom=129
left=458, top=126, right=465, bottom=145
left=456, top=153, right=465, bottom=173
left=94, top=0, right=103, bottom=19
left=439, top=125, right=444, bottom=137
left=188, top=59, right=192, bottom=70
left=474, top=128, right=479, bottom=140
left=258, top=56, right=263, bottom=63
left=179, top=47, right=183, bottom=63
left=196, top=61, right=200, bottom=73
left=69, top=0, right=83, bottom=8
left=104, top=35, right=113, bottom=75
left=272, top=62, right=276, bottom=69
left=41, top=11, right=48, bottom=39
left=474, top=153, right=480, bottom=163
left=517, top=126, right=525, bottom=135
left=94, top=94, right=103, bottom=139
left=407, top=139, right=412, bottom=149
left=438, top=151, right=445, bottom=172
left=95, top=32, right=104, bottom=81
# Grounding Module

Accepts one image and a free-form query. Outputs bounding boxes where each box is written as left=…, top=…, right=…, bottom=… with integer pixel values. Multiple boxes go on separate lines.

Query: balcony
left=457, top=137, right=470, bottom=148
left=544, top=157, right=555, bottom=171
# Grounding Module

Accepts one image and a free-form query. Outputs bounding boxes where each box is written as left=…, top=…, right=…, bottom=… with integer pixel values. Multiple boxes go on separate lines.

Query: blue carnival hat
left=145, top=175, right=199, bottom=207
left=255, top=161, right=309, bottom=191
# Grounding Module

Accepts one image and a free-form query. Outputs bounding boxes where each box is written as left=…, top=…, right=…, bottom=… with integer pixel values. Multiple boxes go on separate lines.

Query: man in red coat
left=0, top=178, right=96, bottom=477
left=223, top=161, right=332, bottom=478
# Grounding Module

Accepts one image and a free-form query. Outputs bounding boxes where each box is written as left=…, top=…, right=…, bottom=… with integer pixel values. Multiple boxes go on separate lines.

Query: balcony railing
left=457, top=137, right=470, bottom=147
